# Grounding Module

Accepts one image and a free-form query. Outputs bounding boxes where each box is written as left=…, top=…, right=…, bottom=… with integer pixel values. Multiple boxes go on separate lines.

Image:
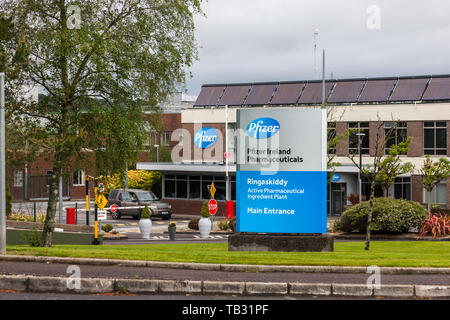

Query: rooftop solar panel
left=358, top=79, right=396, bottom=102
left=270, top=82, right=305, bottom=105
left=244, top=84, right=277, bottom=105
left=298, top=82, right=334, bottom=104
left=422, top=77, right=450, bottom=100
left=194, top=86, right=225, bottom=106
left=327, top=80, right=365, bottom=103
left=389, top=78, right=429, bottom=101
left=218, top=85, right=251, bottom=106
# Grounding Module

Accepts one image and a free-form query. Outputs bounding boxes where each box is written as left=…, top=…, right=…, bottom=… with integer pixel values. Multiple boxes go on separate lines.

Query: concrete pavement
left=0, top=256, right=448, bottom=298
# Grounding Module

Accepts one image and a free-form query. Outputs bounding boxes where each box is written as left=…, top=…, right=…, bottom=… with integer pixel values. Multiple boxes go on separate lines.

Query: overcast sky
left=185, top=0, right=450, bottom=95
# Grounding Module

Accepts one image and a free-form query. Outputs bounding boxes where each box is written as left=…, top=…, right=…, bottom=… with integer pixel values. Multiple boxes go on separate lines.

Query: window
left=146, top=131, right=156, bottom=147
left=361, top=176, right=384, bottom=201
left=176, top=175, right=188, bottom=199
left=328, top=122, right=337, bottom=155
left=393, top=177, right=411, bottom=200
left=348, top=122, right=370, bottom=155
left=385, top=122, right=408, bottom=155
left=189, top=176, right=201, bottom=199
left=201, top=176, right=214, bottom=200
left=163, top=175, right=236, bottom=200
left=119, top=192, right=133, bottom=202
left=227, top=123, right=237, bottom=163
left=161, top=132, right=171, bottom=146
left=73, top=169, right=85, bottom=186
left=13, top=170, right=24, bottom=187
left=164, top=176, right=176, bottom=198
left=424, top=182, right=447, bottom=208
left=424, top=122, right=447, bottom=155
left=109, top=189, right=118, bottom=200
left=231, top=176, right=236, bottom=201
left=150, top=131, right=158, bottom=146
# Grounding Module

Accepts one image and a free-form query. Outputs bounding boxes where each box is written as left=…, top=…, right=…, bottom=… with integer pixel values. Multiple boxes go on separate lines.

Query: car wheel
left=111, top=210, right=121, bottom=220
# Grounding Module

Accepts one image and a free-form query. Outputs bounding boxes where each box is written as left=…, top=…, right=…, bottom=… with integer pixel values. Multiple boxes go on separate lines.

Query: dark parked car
left=107, top=189, right=172, bottom=220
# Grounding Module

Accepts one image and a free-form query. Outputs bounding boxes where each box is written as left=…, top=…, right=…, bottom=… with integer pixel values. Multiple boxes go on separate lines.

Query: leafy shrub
left=217, top=218, right=236, bottom=232
left=21, top=227, right=42, bottom=247
left=419, top=213, right=450, bottom=238
left=431, top=204, right=442, bottom=210
left=339, top=198, right=428, bottom=234
left=188, top=218, right=200, bottom=230
left=346, top=193, right=360, bottom=206
left=333, top=220, right=344, bottom=232
left=102, top=224, right=114, bottom=233
left=141, top=205, right=152, bottom=219
left=229, top=217, right=236, bottom=232
left=8, top=212, right=46, bottom=223
left=127, top=170, right=162, bottom=198
left=218, top=220, right=230, bottom=231
left=98, top=170, right=162, bottom=198
left=201, top=201, right=211, bottom=218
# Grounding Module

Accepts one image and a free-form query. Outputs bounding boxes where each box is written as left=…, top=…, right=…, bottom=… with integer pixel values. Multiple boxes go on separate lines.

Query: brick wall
left=369, top=121, right=383, bottom=157
left=411, top=175, right=423, bottom=204
left=335, top=122, right=348, bottom=156
left=162, top=198, right=229, bottom=217
left=407, top=121, right=423, bottom=157
left=181, top=122, right=226, bottom=162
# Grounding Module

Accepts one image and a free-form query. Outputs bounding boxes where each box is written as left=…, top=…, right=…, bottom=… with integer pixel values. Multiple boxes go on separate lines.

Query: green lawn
left=6, top=241, right=450, bottom=267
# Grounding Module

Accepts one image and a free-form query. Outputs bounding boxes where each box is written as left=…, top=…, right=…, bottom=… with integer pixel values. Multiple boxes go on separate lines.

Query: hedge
left=99, top=170, right=162, bottom=198
left=336, top=197, right=428, bottom=234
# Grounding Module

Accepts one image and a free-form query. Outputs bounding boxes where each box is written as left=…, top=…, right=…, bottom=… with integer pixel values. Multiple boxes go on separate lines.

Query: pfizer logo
left=246, top=117, right=280, bottom=139
left=194, top=127, right=219, bottom=149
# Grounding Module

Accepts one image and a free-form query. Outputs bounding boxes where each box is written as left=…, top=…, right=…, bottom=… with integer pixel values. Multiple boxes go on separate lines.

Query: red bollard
left=226, top=201, right=235, bottom=219
left=66, top=208, right=76, bottom=225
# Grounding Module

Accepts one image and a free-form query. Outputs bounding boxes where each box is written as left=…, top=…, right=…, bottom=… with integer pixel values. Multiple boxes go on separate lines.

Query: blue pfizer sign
left=246, top=117, right=280, bottom=139
left=193, top=127, right=219, bottom=149
left=236, top=108, right=327, bottom=234
left=332, top=174, right=341, bottom=182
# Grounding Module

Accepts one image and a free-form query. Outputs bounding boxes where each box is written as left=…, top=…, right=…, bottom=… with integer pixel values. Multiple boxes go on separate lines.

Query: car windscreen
left=135, top=191, right=158, bottom=201
left=119, top=192, right=133, bottom=201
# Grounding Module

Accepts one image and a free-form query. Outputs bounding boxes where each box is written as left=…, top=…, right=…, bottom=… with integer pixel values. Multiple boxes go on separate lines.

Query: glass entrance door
left=329, top=183, right=347, bottom=216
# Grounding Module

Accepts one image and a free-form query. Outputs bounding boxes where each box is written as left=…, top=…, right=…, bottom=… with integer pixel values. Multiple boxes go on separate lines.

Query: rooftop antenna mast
left=314, top=29, right=319, bottom=80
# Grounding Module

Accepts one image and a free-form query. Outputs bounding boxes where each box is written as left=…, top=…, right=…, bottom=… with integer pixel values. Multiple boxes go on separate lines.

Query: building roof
left=194, top=74, right=450, bottom=107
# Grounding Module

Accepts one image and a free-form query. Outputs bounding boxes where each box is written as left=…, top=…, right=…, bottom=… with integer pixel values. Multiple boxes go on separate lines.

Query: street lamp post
left=356, top=132, right=366, bottom=204
left=225, top=105, right=230, bottom=203
left=0, top=73, right=5, bottom=254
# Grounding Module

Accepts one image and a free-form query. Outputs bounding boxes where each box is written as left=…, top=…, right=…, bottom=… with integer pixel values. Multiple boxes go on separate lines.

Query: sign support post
left=0, top=73, right=5, bottom=255
left=93, top=180, right=99, bottom=245
left=209, top=182, right=216, bottom=228
left=85, top=177, right=90, bottom=226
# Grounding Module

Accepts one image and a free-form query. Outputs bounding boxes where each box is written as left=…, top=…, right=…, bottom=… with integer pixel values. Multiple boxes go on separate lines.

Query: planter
left=168, top=227, right=176, bottom=240
left=138, top=218, right=152, bottom=239
left=199, top=217, right=212, bottom=238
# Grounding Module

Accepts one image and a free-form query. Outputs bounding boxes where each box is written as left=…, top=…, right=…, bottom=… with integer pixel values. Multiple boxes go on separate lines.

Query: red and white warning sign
left=208, top=199, right=218, bottom=215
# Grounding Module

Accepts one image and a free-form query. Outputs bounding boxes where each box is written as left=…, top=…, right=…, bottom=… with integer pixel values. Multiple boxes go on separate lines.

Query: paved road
left=0, top=291, right=434, bottom=300
left=0, top=261, right=449, bottom=285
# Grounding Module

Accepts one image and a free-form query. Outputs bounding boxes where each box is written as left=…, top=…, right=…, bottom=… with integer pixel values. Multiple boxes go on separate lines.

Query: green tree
left=1, top=15, right=31, bottom=213
left=2, top=0, right=203, bottom=246
left=376, top=137, right=414, bottom=197
left=420, top=156, right=450, bottom=212
left=348, top=120, right=413, bottom=250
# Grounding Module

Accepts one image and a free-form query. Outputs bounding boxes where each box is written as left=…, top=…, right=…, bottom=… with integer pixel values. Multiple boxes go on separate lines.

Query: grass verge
left=6, top=241, right=450, bottom=267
